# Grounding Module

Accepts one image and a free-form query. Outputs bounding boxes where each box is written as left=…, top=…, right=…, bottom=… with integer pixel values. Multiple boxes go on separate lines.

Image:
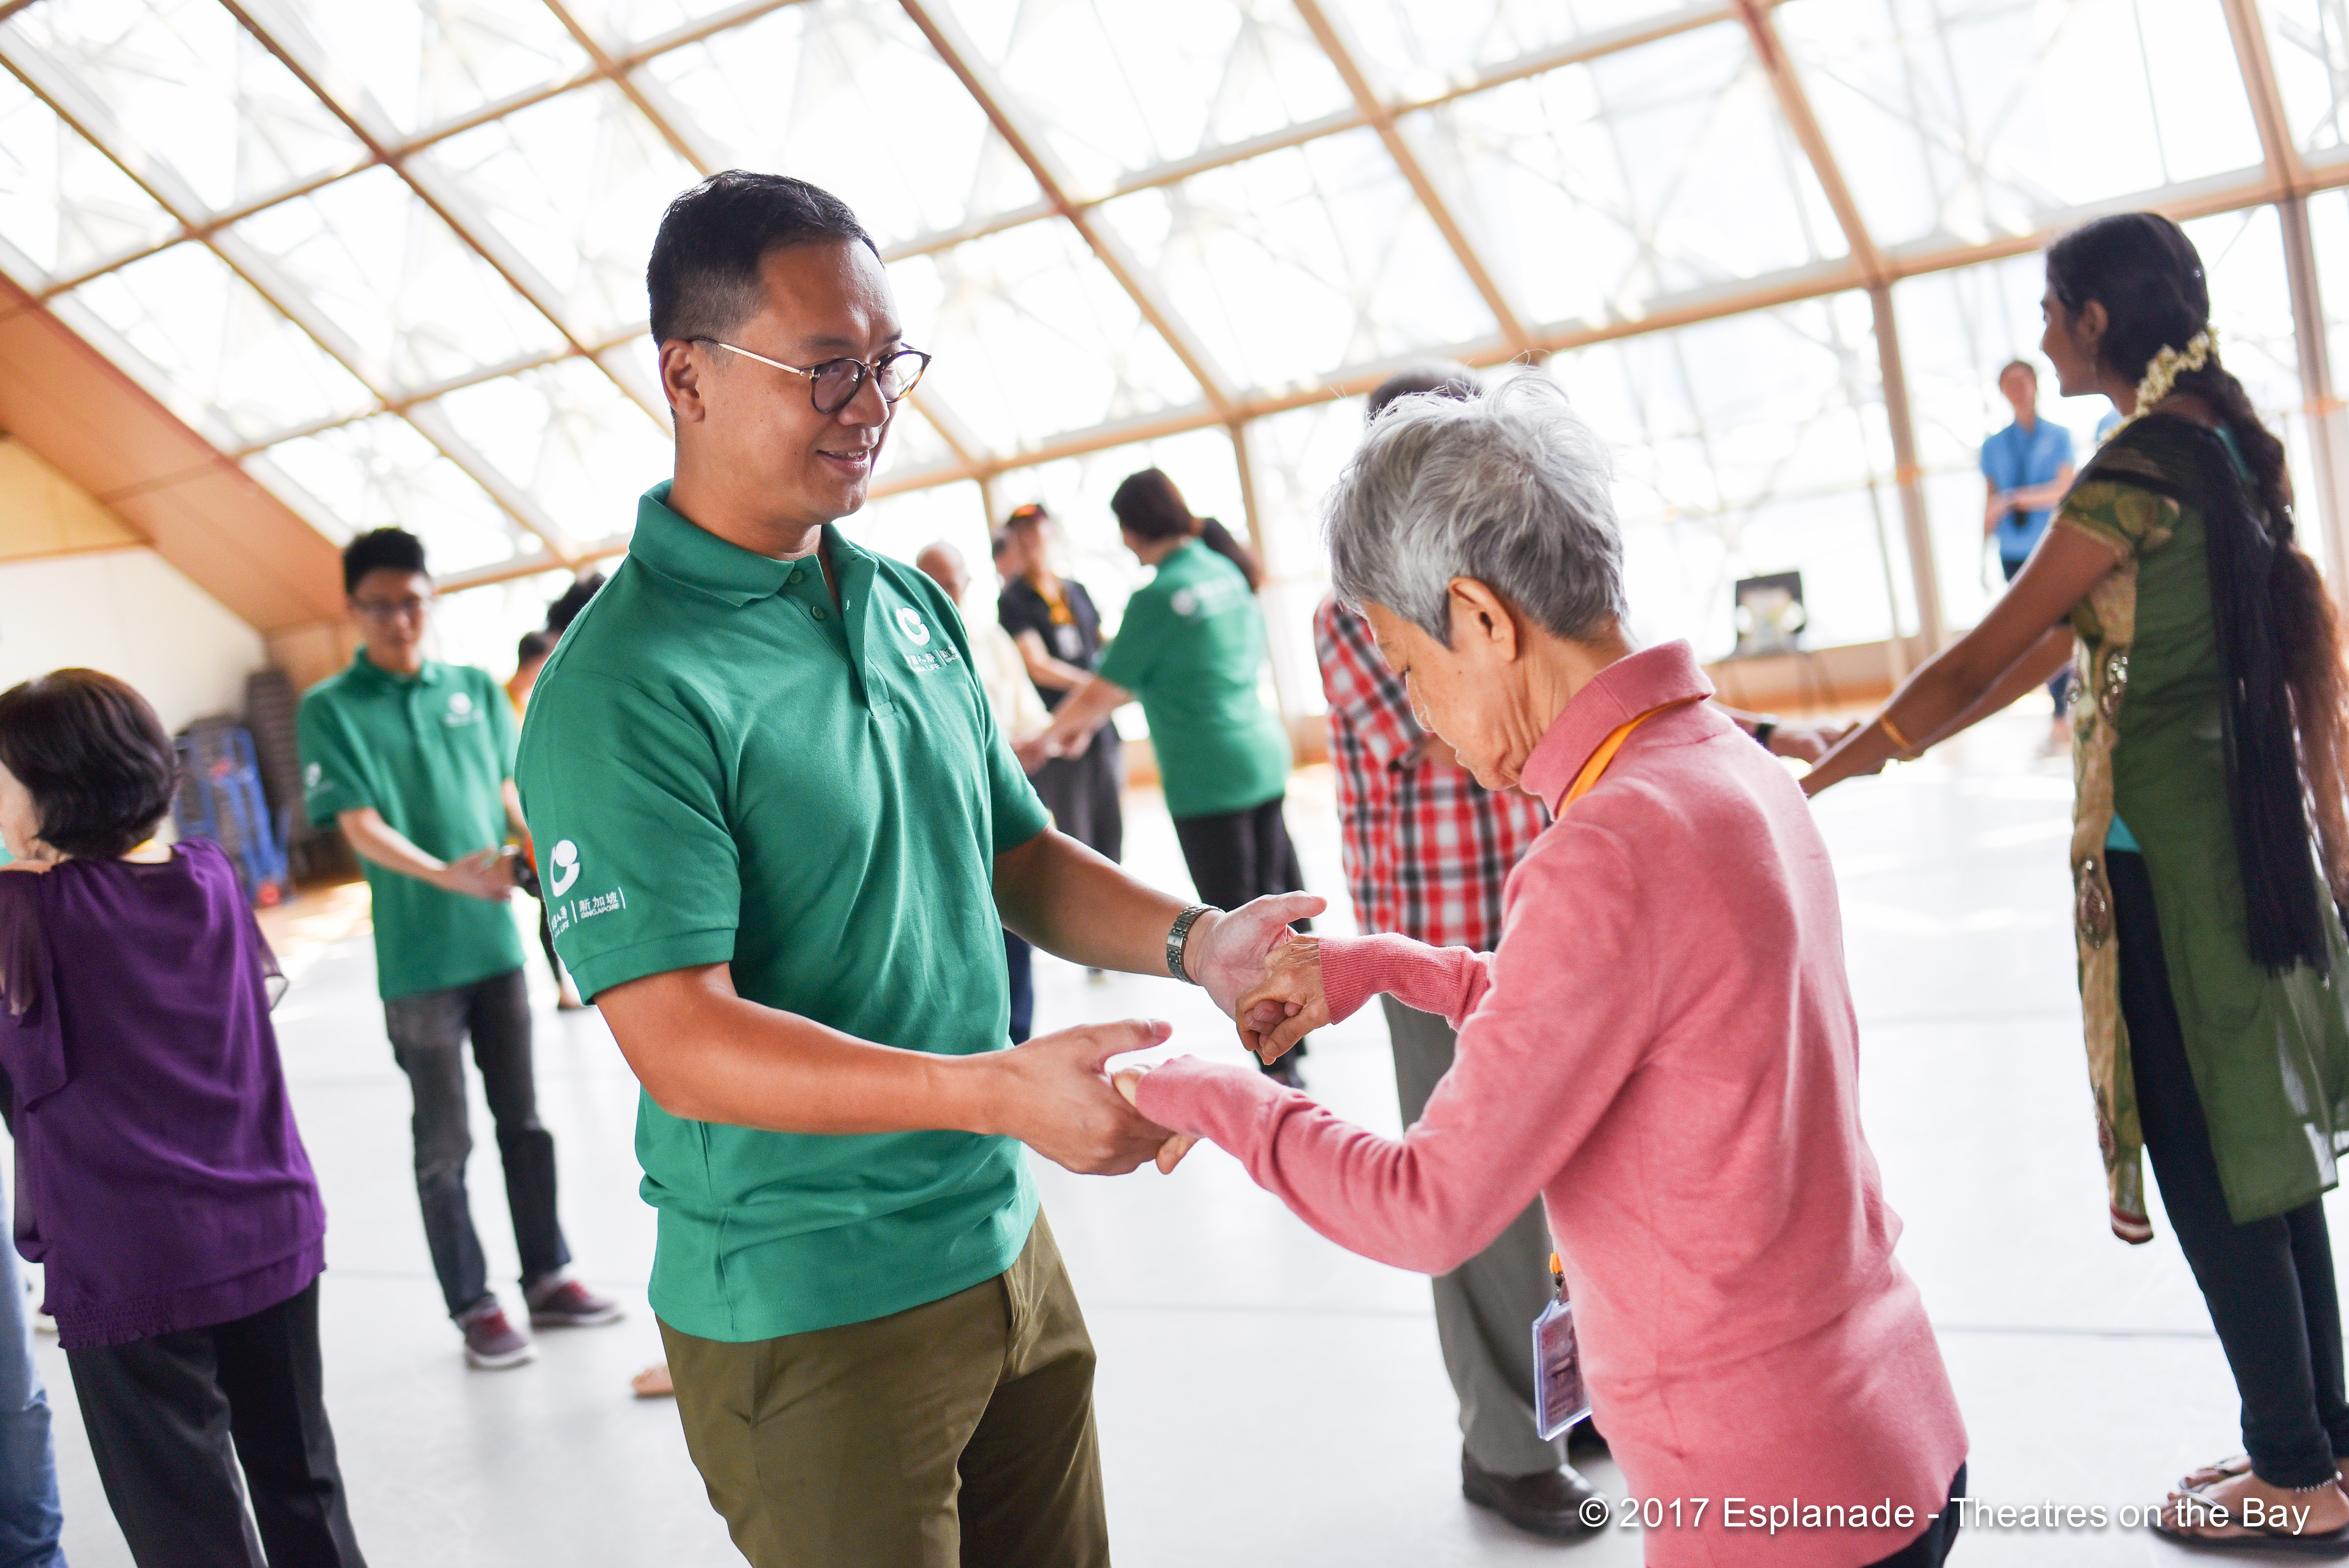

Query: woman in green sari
left=1806, top=212, right=2349, bottom=1551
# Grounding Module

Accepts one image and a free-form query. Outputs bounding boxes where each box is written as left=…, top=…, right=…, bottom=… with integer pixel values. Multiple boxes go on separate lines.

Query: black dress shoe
left=1567, top=1415, right=1610, bottom=1459
left=1461, top=1448, right=1606, bottom=1539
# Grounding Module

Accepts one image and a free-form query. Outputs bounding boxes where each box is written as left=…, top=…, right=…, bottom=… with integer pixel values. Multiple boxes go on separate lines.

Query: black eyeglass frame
left=694, top=337, right=933, bottom=415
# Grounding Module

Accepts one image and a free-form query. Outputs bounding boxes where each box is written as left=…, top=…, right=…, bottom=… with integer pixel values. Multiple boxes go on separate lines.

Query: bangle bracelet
left=1878, top=711, right=1922, bottom=758
left=1166, top=903, right=1214, bottom=984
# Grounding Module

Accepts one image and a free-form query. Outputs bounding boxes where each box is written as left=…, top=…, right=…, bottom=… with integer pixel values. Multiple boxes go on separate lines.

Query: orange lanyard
left=1562, top=698, right=1702, bottom=809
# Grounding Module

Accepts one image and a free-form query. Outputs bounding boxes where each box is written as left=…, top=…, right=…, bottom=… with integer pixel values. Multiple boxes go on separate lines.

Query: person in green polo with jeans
left=1036, top=467, right=1312, bottom=1087
left=298, top=528, right=620, bottom=1370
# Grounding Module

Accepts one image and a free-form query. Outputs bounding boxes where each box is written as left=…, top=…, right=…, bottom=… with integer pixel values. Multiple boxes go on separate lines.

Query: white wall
left=0, top=547, right=264, bottom=731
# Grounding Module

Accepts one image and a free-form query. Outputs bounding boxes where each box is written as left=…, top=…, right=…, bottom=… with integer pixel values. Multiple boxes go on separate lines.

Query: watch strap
left=1166, top=903, right=1214, bottom=984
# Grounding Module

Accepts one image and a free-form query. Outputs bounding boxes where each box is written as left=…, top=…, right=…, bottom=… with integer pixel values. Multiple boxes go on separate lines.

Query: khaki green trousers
left=661, top=1211, right=1108, bottom=1568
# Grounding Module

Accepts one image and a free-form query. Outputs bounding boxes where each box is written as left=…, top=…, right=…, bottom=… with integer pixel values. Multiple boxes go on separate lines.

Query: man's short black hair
left=545, top=571, right=606, bottom=634
left=343, top=528, right=428, bottom=596
left=516, top=629, right=557, bottom=667
left=647, top=171, right=877, bottom=346
left=0, top=669, right=178, bottom=860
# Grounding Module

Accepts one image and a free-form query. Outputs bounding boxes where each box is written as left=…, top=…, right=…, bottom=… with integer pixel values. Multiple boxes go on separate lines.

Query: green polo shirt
left=514, top=484, right=1052, bottom=1343
left=1097, top=539, right=1291, bottom=818
left=298, top=654, right=526, bottom=1000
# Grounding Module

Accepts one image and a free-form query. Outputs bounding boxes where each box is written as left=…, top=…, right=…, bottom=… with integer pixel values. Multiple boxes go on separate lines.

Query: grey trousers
left=1382, top=996, right=1566, bottom=1477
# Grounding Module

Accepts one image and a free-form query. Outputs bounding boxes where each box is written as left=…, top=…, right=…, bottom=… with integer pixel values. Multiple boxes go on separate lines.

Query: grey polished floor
left=23, top=707, right=2299, bottom=1564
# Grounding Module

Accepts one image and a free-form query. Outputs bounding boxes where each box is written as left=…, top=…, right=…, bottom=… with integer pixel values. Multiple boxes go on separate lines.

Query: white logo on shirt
left=550, top=839, right=580, bottom=896
left=895, top=606, right=931, bottom=646
left=1170, top=588, right=1198, bottom=617
left=445, top=690, right=479, bottom=726
left=303, top=761, right=322, bottom=790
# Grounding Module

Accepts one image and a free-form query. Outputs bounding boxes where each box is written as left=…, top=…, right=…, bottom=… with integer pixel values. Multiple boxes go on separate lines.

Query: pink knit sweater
left=1136, top=642, right=1966, bottom=1567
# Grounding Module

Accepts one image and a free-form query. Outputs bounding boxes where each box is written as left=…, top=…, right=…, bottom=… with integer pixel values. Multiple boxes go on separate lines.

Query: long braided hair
left=2048, top=212, right=2349, bottom=970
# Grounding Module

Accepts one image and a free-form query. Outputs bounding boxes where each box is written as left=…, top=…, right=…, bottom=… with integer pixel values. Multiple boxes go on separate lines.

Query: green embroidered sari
left=2059, top=417, right=2349, bottom=1241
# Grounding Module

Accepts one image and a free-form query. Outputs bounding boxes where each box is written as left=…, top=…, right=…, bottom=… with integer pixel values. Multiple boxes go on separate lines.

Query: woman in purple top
left=0, top=669, right=364, bottom=1568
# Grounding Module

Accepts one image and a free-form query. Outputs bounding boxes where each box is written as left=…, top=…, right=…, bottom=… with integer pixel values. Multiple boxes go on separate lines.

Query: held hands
left=1110, top=1069, right=1196, bottom=1174
left=1233, top=936, right=1327, bottom=1064
left=991, top=1018, right=1185, bottom=1176
left=440, top=846, right=518, bottom=902
left=1182, top=893, right=1326, bottom=1021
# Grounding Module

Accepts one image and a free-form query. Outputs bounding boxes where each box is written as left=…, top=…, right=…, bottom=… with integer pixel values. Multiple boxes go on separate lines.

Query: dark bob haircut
left=647, top=171, right=876, bottom=347
left=343, top=527, right=428, bottom=596
left=0, top=670, right=178, bottom=860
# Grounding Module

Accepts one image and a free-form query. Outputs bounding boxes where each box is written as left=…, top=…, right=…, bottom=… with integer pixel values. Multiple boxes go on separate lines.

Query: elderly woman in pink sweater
left=1118, top=372, right=1968, bottom=1567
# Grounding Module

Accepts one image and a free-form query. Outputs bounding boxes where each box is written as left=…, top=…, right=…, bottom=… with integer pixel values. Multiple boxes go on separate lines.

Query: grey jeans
left=1382, top=996, right=1566, bottom=1477
left=382, top=968, right=568, bottom=1317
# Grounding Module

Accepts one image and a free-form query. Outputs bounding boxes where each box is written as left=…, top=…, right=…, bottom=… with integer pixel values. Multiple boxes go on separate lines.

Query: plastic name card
left=1532, top=1296, right=1590, bottom=1441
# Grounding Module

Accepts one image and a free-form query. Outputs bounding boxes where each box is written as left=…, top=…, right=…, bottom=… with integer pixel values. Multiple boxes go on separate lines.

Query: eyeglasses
left=352, top=594, right=432, bottom=623
left=696, top=338, right=932, bottom=416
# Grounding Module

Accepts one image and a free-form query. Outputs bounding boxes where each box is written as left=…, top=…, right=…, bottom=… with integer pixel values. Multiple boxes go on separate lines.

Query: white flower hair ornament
left=2115, top=326, right=2218, bottom=435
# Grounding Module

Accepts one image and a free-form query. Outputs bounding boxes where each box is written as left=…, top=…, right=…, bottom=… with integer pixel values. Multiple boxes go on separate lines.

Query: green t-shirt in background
left=514, top=484, right=1052, bottom=1343
left=297, top=655, right=525, bottom=1000
left=1097, top=539, right=1291, bottom=818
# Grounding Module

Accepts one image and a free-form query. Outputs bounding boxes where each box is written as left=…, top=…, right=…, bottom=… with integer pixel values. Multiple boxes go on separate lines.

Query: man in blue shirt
left=1981, top=359, right=2077, bottom=750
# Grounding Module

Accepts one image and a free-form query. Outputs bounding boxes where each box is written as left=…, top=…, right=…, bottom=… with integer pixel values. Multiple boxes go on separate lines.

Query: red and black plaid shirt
left=1315, top=598, right=1549, bottom=951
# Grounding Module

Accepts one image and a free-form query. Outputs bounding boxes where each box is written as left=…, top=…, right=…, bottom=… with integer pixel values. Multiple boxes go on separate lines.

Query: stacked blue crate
left=173, top=726, right=289, bottom=905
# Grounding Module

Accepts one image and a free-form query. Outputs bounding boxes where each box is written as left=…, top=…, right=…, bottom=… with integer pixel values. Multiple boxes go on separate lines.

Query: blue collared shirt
left=1981, top=416, right=2076, bottom=562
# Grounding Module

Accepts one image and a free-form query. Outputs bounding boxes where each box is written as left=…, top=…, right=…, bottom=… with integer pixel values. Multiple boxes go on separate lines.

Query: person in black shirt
left=995, top=505, right=1122, bottom=866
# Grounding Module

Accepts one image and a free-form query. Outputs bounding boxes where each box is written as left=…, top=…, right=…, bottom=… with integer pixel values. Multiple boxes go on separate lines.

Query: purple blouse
left=1, top=839, right=325, bottom=1348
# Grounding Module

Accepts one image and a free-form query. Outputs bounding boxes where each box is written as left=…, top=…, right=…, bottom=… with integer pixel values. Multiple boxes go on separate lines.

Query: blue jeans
left=0, top=1193, right=66, bottom=1568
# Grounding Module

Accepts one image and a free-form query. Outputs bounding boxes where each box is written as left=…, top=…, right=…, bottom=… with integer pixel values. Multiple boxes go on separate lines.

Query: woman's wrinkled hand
left=1236, top=936, right=1326, bottom=1065
left=1111, top=1067, right=1197, bottom=1174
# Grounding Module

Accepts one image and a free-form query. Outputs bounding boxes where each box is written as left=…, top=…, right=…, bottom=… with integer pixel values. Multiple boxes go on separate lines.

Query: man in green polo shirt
left=514, top=171, right=1317, bottom=1568
left=298, top=527, right=620, bottom=1371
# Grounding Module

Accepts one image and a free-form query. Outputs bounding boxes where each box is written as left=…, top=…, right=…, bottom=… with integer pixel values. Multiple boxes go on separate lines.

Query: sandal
left=2153, top=1487, right=2349, bottom=1556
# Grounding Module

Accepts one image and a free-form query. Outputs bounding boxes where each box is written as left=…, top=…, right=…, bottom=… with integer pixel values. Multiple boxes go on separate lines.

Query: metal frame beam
left=849, top=160, right=2349, bottom=500
left=20, top=0, right=813, bottom=301
left=897, top=0, right=1237, bottom=418
left=2224, top=0, right=2349, bottom=585
left=1290, top=0, right=1532, bottom=356
left=0, top=42, right=585, bottom=565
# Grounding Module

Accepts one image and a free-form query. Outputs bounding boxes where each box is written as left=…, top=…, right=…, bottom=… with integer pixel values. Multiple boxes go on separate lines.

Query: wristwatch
left=1166, top=903, right=1214, bottom=984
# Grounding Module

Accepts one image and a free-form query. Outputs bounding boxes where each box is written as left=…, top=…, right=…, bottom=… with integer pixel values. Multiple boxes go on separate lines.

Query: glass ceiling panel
left=0, top=68, right=174, bottom=286
left=1545, top=295, right=1908, bottom=656
left=2265, top=0, right=2349, bottom=161
left=1884, top=250, right=2051, bottom=634
left=53, top=239, right=374, bottom=446
left=4, top=0, right=363, bottom=215
left=1244, top=393, right=1371, bottom=716
left=640, top=0, right=1040, bottom=250
left=1099, top=127, right=1493, bottom=392
left=593, top=331, right=663, bottom=413
left=1780, top=0, right=2263, bottom=251
left=1327, top=0, right=1704, bottom=101
left=837, top=480, right=989, bottom=582
left=1405, top=21, right=1845, bottom=333
left=574, top=0, right=760, bottom=51
left=425, top=358, right=673, bottom=544
left=889, top=220, right=1204, bottom=453
left=267, top=0, right=586, bottom=137
left=942, top=0, right=1351, bottom=194
left=419, top=82, right=698, bottom=340
left=875, top=397, right=957, bottom=483
left=249, top=411, right=526, bottom=576
left=229, top=163, right=564, bottom=390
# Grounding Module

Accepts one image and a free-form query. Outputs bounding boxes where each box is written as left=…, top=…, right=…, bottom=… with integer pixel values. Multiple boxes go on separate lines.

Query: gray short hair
left=1324, top=369, right=1626, bottom=646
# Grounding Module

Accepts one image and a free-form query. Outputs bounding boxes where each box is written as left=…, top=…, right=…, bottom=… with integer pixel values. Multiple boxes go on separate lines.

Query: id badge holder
left=1531, top=1252, right=1590, bottom=1442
